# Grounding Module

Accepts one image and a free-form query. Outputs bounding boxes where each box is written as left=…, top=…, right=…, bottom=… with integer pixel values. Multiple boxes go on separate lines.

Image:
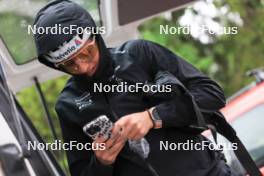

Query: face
left=55, top=36, right=100, bottom=77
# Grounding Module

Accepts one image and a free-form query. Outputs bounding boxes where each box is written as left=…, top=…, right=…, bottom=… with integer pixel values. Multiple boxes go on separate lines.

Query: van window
left=231, top=104, right=264, bottom=162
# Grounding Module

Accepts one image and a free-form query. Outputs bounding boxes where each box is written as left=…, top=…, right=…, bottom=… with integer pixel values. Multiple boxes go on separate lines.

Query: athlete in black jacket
left=33, top=1, right=234, bottom=176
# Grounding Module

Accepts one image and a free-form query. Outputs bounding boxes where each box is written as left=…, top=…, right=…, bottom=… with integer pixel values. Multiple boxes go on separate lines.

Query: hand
left=115, top=110, right=154, bottom=141
left=92, top=124, right=126, bottom=165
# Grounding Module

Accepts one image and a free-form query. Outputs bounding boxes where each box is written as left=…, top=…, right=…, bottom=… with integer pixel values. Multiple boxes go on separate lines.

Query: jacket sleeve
left=141, top=40, right=226, bottom=128
left=55, top=105, right=114, bottom=176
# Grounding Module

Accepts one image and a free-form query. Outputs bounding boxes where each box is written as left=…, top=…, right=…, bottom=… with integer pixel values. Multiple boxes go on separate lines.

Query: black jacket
left=33, top=1, right=228, bottom=175
left=55, top=39, right=229, bottom=176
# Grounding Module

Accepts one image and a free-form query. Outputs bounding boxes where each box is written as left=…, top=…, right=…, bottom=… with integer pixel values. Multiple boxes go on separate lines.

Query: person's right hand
left=92, top=124, right=126, bottom=165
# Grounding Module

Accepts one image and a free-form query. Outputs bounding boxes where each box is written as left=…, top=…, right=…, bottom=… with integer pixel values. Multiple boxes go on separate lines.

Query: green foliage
left=211, top=0, right=264, bottom=94
left=16, top=75, right=70, bottom=174
left=139, top=18, right=214, bottom=74
left=17, top=75, right=69, bottom=141
left=139, top=0, right=264, bottom=96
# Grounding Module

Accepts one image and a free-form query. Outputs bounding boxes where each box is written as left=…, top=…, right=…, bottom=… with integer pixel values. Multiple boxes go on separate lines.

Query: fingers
left=94, top=135, right=108, bottom=144
left=106, top=137, right=126, bottom=156
left=94, top=139, right=125, bottom=165
left=92, top=111, right=153, bottom=165
left=115, top=116, right=134, bottom=138
left=111, top=124, right=123, bottom=140
left=115, top=115, right=147, bottom=140
left=93, top=125, right=127, bottom=165
left=93, top=124, right=122, bottom=146
left=104, top=124, right=123, bottom=149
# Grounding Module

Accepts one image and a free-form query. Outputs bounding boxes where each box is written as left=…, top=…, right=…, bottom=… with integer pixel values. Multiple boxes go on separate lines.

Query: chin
left=84, top=71, right=94, bottom=77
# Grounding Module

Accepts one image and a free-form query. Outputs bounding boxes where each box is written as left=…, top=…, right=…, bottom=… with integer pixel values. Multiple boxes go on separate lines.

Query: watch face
left=152, top=108, right=161, bottom=121
left=152, top=108, right=162, bottom=129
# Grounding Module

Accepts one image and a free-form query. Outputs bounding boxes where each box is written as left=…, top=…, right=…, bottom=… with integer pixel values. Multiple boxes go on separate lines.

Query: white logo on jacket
left=74, top=92, right=93, bottom=111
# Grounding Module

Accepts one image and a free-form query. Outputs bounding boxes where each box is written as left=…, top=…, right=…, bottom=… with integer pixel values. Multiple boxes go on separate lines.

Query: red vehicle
left=209, top=68, right=264, bottom=175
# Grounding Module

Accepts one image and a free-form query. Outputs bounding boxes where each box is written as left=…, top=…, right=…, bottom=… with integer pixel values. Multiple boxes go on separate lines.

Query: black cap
left=33, top=0, right=114, bottom=82
left=34, top=0, right=96, bottom=56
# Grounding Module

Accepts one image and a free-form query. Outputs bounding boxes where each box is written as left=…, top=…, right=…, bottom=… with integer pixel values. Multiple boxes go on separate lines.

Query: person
left=33, top=0, right=234, bottom=175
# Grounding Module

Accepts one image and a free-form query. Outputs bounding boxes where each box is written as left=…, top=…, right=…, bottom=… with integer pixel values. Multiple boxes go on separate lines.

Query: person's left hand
left=115, top=111, right=154, bottom=141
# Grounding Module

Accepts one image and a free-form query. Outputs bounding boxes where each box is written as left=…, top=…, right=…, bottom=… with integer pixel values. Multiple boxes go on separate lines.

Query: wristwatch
left=148, top=107, right=162, bottom=129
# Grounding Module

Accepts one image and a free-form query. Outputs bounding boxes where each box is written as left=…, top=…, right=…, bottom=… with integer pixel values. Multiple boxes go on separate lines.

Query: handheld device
left=82, top=115, right=113, bottom=140
left=83, top=115, right=150, bottom=159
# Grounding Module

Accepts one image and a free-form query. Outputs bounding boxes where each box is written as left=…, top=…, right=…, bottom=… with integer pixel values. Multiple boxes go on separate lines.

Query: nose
left=72, top=57, right=89, bottom=73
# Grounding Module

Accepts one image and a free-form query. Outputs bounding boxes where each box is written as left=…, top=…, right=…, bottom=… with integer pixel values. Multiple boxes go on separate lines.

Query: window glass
left=231, top=104, right=264, bottom=162
left=207, top=104, right=264, bottom=171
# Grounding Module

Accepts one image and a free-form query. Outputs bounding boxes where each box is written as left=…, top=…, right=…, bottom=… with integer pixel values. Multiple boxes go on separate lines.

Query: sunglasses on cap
left=54, top=35, right=96, bottom=71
